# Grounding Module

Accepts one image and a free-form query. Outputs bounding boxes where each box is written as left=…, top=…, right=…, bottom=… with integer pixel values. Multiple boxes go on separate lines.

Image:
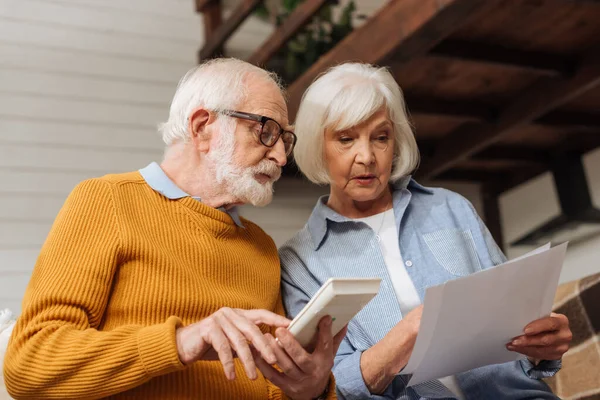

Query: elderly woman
left=279, top=63, right=572, bottom=400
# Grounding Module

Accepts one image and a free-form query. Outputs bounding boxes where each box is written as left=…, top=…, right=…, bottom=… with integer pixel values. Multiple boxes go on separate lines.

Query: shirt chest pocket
left=423, top=229, right=482, bottom=276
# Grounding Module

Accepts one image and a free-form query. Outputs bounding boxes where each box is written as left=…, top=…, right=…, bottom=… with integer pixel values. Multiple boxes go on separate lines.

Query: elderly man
left=3, top=58, right=342, bottom=400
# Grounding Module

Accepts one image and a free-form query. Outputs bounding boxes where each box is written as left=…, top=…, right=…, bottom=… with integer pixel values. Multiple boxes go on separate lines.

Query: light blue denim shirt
left=279, top=177, right=561, bottom=400
left=139, top=162, right=244, bottom=227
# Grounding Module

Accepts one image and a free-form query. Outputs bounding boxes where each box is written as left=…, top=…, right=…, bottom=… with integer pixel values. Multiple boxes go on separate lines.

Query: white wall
left=240, top=178, right=329, bottom=247
left=0, top=0, right=207, bottom=316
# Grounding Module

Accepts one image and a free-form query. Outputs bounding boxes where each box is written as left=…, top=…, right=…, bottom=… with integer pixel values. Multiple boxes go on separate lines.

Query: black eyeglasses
left=222, top=110, right=297, bottom=157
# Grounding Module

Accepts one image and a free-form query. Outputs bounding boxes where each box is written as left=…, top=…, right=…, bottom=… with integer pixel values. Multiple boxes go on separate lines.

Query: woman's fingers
left=523, top=313, right=568, bottom=336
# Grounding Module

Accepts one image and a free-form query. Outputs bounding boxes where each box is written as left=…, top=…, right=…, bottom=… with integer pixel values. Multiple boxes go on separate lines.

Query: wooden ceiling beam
left=415, top=46, right=600, bottom=180
left=473, top=133, right=600, bottom=195
left=487, top=166, right=548, bottom=195
left=407, top=95, right=600, bottom=130
left=248, top=0, right=330, bottom=67
left=429, top=40, right=574, bottom=76
left=419, top=140, right=549, bottom=169
left=481, top=183, right=505, bottom=251
left=435, top=169, right=508, bottom=182
left=537, top=110, right=600, bottom=129
left=196, top=0, right=217, bottom=12
left=563, top=0, right=600, bottom=3
left=406, top=95, right=496, bottom=121
left=474, top=146, right=551, bottom=165
left=199, top=0, right=262, bottom=61
left=287, top=0, right=501, bottom=120
left=420, top=140, right=538, bottom=159
left=201, top=0, right=223, bottom=52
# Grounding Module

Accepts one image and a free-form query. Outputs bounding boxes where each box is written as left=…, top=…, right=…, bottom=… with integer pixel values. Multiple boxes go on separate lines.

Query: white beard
left=208, top=120, right=281, bottom=207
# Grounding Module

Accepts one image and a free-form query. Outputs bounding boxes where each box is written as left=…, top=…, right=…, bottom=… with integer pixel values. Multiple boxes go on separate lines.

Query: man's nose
left=267, top=137, right=287, bottom=167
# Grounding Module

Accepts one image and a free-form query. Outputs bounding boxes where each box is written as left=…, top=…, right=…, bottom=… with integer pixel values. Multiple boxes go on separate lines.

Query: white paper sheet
left=405, top=242, right=567, bottom=386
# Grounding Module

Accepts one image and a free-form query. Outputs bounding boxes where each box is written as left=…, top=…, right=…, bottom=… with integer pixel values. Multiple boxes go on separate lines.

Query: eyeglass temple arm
left=224, top=110, right=263, bottom=123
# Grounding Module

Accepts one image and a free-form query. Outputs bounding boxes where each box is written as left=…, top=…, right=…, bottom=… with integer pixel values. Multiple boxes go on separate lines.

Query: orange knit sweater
left=3, top=172, right=335, bottom=400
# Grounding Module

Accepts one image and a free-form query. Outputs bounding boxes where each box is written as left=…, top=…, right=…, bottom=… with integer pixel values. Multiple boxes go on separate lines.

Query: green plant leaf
left=319, top=4, right=333, bottom=23
left=305, top=34, right=318, bottom=64
left=339, top=0, right=356, bottom=27
left=285, top=51, right=298, bottom=79
left=269, top=0, right=356, bottom=83
left=254, top=4, right=270, bottom=20
left=283, top=0, right=303, bottom=12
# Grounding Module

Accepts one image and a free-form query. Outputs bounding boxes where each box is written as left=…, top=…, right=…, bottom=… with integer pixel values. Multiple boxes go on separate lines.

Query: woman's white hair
left=293, top=62, right=420, bottom=184
left=158, top=58, right=284, bottom=145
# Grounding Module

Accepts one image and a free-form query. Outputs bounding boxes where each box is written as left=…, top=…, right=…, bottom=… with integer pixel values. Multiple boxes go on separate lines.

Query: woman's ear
left=188, top=108, right=217, bottom=153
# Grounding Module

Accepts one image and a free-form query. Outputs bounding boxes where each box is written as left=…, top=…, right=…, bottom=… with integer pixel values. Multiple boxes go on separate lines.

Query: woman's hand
left=361, top=305, right=423, bottom=394
left=507, top=313, right=572, bottom=361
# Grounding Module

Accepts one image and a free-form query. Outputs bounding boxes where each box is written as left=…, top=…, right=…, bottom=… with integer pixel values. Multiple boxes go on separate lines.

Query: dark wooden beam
left=196, top=0, right=217, bottom=12
left=420, top=140, right=551, bottom=166
left=436, top=169, right=508, bottom=182
left=407, top=95, right=600, bottom=131
left=558, top=132, right=600, bottom=155
left=489, top=166, right=548, bottom=196
left=537, top=110, right=600, bottom=129
left=474, top=146, right=551, bottom=165
left=382, top=0, right=502, bottom=66
left=429, top=40, right=574, bottom=76
left=416, top=46, right=600, bottom=180
left=406, top=95, right=496, bottom=121
left=202, top=2, right=222, bottom=35
left=481, top=131, right=600, bottom=195
left=199, top=0, right=262, bottom=61
left=200, top=0, right=223, bottom=58
left=287, top=0, right=501, bottom=120
left=248, top=0, right=329, bottom=67
left=482, top=183, right=505, bottom=252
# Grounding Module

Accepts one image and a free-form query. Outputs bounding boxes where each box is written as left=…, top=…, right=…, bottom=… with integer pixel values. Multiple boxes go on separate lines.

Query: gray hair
left=158, top=58, right=284, bottom=145
left=293, top=62, right=420, bottom=184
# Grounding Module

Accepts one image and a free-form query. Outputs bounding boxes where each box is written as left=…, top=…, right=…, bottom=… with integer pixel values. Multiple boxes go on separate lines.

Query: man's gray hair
left=158, top=58, right=284, bottom=145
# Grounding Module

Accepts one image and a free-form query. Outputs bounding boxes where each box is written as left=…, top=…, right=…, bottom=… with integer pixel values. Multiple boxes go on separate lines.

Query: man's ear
left=188, top=107, right=217, bottom=153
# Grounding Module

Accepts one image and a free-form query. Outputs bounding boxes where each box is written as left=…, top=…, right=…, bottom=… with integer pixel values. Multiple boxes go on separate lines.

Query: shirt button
left=405, top=260, right=413, bottom=267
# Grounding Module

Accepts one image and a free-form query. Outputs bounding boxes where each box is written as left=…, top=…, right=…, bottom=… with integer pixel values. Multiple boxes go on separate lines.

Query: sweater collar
left=139, top=162, right=244, bottom=228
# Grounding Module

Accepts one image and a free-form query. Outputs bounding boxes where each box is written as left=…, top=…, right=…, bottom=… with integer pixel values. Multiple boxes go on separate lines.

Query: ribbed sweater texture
left=3, top=171, right=312, bottom=399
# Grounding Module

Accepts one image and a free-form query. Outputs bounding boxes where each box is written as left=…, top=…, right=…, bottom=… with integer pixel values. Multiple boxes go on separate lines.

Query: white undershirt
left=357, top=209, right=421, bottom=315
left=357, top=209, right=465, bottom=400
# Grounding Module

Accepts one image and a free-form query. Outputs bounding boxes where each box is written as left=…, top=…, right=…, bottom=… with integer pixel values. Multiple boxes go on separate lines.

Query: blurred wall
left=0, top=0, right=199, bottom=314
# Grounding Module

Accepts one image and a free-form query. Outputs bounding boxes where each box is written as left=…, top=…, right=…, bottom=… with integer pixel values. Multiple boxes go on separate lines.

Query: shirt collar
left=307, top=176, right=433, bottom=250
left=139, top=162, right=244, bottom=227
left=140, top=162, right=189, bottom=200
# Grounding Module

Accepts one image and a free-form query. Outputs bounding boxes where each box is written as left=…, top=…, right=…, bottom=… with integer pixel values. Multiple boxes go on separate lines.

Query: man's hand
left=175, top=308, right=290, bottom=380
left=507, top=313, right=572, bottom=361
left=254, top=316, right=347, bottom=400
